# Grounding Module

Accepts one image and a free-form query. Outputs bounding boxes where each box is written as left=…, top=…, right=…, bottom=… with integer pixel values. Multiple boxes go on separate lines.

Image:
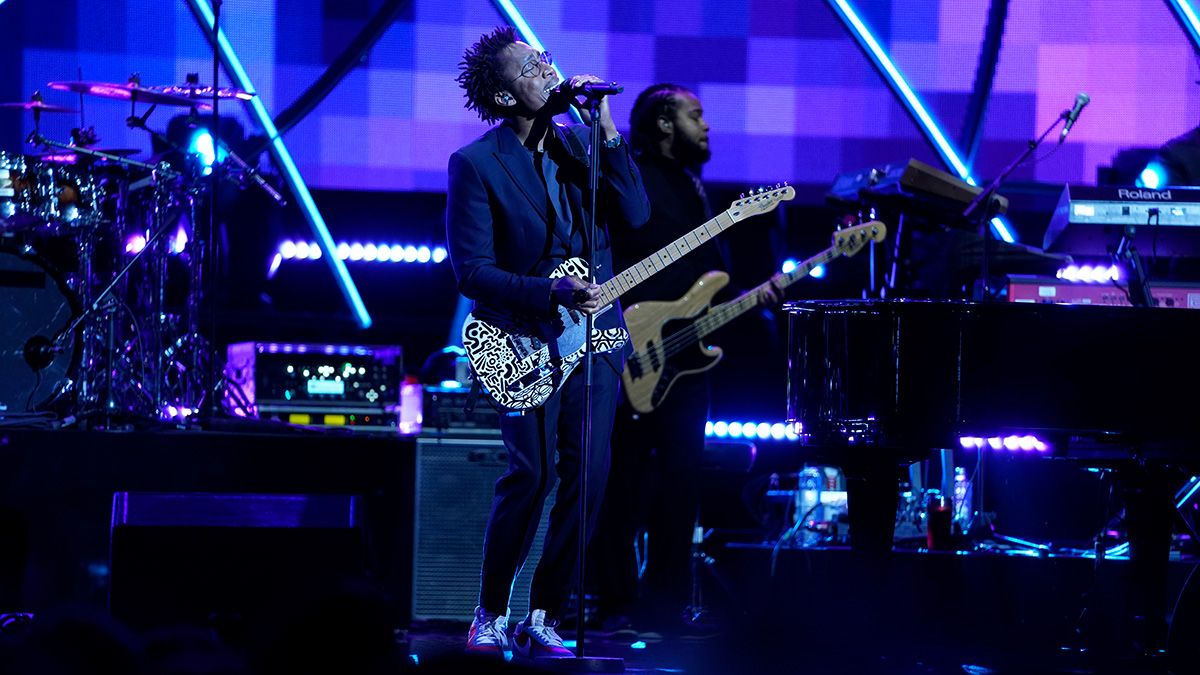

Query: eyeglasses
left=504, top=51, right=553, bottom=87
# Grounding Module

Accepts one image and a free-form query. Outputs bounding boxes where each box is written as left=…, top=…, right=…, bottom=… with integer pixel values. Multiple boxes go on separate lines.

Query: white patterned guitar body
left=461, top=257, right=628, bottom=412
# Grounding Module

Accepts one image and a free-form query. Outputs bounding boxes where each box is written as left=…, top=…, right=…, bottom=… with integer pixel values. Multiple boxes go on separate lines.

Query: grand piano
left=785, top=298, right=1200, bottom=657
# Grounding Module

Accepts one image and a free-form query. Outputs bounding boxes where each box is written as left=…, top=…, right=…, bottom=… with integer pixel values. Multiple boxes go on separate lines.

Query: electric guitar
left=621, top=220, right=887, bottom=413
left=461, top=185, right=796, bottom=411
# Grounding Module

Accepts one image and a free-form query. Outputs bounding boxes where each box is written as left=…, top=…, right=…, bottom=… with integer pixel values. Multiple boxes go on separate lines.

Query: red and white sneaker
left=465, top=606, right=509, bottom=657
left=513, top=609, right=574, bottom=659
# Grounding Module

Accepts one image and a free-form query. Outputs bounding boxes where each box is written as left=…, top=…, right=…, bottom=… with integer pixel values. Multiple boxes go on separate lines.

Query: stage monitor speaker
left=109, top=492, right=365, bottom=630
left=412, top=436, right=555, bottom=620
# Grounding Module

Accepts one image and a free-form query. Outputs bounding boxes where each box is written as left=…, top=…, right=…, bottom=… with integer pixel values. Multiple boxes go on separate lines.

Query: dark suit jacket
left=446, top=122, right=650, bottom=346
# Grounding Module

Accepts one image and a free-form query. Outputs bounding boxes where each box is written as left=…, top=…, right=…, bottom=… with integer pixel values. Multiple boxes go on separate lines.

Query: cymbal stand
left=29, top=131, right=178, bottom=180
left=36, top=171, right=185, bottom=426
left=126, top=108, right=218, bottom=421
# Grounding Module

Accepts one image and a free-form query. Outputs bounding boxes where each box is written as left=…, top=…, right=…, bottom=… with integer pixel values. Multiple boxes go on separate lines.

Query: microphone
left=1058, top=92, right=1090, bottom=143
left=552, top=80, right=624, bottom=99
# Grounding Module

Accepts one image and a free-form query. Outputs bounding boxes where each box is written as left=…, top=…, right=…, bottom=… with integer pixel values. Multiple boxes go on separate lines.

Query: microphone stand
left=962, top=112, right=1066, bottom=302
left=571, top=95, right=622, bottom=673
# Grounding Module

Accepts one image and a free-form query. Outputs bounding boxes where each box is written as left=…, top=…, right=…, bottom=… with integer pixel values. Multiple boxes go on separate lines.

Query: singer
left=446, top=26, right=649, bottom=659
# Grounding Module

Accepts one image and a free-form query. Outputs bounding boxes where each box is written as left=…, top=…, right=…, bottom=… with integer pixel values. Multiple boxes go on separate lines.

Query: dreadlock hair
left=629, top=83, right=692, bottom=156
left=457, top=26, right=518, bottom=124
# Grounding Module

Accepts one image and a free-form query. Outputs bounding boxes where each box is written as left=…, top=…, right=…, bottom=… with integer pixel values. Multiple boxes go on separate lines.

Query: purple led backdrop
left=3, top=0, right=1198, bottom=191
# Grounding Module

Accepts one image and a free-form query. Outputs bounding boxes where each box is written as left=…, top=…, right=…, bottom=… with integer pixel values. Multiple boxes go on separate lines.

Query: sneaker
left=465, top=606, right=509, bottom=657
left=513, top=609, right=574, bottom=658
left=598, top=614, right=639, bottom=643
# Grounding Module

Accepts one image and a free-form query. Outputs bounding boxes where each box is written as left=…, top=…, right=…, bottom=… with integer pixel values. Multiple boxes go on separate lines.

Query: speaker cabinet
left=412, top=436, right=555, bottom=620
left=109, top=492, right=364, bottom=630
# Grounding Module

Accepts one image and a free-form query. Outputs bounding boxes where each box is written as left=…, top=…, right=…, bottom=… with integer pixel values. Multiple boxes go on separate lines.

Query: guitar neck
left=598, top=209, right=739, bottom=308
left=694, top=243, right=841, bottom=339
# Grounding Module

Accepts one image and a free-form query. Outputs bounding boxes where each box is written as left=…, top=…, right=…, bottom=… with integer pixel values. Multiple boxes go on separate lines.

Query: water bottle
left=797, top=466, right=823, bottom=547
left=953, top=466, right=972, bottom=532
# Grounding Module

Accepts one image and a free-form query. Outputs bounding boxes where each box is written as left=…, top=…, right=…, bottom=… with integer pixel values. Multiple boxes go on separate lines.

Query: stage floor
left=0, top=425, right=1193, bottom=674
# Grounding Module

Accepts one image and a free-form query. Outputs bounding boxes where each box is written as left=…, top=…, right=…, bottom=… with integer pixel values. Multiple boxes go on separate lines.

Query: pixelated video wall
left=3, top=0, right=1198, bottom=191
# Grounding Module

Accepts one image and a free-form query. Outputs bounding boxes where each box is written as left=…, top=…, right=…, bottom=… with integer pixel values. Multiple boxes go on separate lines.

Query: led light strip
left=959, top=435, right=1050, bottom=452
left=1055, top=264, right=1121, bottom=283
left=826, top=0, right=1015, bottom=244
left=276, top=240, right=448, bottom=264
left=706, top=420, right=801, bottom=442
left=187, top=0, right=373, bottom=328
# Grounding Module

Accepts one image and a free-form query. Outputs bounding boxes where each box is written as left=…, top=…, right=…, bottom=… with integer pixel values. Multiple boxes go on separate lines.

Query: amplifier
left=225, top=342, right=403, bottom=432
left=419, top=384, right=501, bottom=437
left=1007, top=275, right=1200, bottom=309
left=412, top=436, right=553, bottom=620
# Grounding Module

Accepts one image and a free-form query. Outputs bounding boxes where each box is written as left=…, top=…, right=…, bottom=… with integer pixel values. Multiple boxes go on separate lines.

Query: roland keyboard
left=1043, top=185, right=1200, bottom=256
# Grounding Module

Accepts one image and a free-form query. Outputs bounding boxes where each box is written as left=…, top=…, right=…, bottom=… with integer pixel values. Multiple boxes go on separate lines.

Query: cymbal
left=152, top=84, right=255, bottom=101
left=47, top=80, right=210, bottom=108
left=0, top=101, right=76, bottom=113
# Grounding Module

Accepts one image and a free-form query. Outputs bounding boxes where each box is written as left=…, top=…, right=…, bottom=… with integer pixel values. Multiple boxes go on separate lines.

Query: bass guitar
left=621, top=220, right=886, bottom=413
left=462, top=185, right=796, bottom=411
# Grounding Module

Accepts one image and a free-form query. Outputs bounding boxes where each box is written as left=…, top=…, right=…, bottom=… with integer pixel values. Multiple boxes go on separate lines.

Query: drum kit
left=1, top=73, right=265, bottom=428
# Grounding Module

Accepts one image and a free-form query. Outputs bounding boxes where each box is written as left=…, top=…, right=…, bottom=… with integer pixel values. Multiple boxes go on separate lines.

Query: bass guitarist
left=592, top=83, right=783, bottom=638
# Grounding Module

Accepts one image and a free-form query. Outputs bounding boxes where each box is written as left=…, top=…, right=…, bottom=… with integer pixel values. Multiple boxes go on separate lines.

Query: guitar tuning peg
left=740, top=193, right=746, bottom=199
left=783, top=180, right=789, bottom=186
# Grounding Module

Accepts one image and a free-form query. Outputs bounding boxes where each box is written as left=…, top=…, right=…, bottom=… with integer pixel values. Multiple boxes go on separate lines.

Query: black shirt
left=1158, top=125, right=1200, bottom=186
left=611, top=153, right=728, bottom=307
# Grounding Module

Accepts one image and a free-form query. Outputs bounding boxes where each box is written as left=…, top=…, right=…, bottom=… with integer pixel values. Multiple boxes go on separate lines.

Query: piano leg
left=843, top=457, right=903, bottom=555
left=1120, top=462, right=1173, bottom=660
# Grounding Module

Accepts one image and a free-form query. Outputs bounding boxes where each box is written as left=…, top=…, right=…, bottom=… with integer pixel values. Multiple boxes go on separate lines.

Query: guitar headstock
left=727, top=183, right=796, bottom=223
left=832, top=220, right=887, bottom=257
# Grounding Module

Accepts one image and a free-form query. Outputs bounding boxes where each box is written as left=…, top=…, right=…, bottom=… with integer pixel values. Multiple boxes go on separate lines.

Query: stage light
left=125, top=233, right=148, bottom=255
left=187, top=0, right=372, bottom=328
left=187, top=128, right=223, bottom=175
left=1136, top=160, right=1167, bottom=189
left=826, top=0, right=1015, bottom=244
left=810, top=264, right=826, bottom=279
left=171, top=225, right=189, bottom=254
left=781, top=259, right=797, bottom=274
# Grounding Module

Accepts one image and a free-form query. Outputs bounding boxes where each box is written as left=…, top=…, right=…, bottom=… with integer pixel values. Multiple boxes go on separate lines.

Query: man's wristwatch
left=603, top=134, right=623, bottom=149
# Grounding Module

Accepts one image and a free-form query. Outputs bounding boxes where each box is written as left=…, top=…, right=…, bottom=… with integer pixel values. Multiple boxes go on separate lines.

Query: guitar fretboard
left=694, top=246, right=841, bottom=340
left=598, top=210, right=738, bottom=308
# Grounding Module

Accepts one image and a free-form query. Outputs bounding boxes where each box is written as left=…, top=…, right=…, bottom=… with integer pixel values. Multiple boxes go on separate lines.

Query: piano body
left=786, top=298, right=1200, bottom=654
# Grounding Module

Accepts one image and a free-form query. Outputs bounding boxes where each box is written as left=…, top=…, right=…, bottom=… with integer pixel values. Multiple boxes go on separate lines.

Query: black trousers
left=592, top=375, right=710, bottom=622
left=478, top=359, right=621, bottom=619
